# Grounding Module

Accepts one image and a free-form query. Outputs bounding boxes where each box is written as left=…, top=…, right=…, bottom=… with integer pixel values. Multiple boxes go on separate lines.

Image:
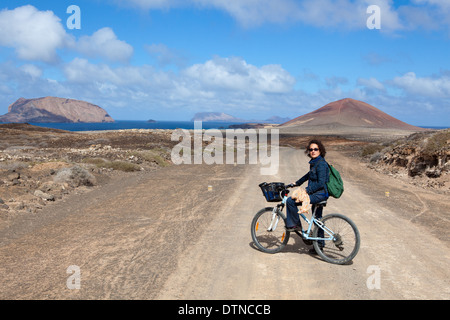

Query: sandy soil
left=157, top=148, right=449, bottom=300
left=0, top=137, right=448, bottom=299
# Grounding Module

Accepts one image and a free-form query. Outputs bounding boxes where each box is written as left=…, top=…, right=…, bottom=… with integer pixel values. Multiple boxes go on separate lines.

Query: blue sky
left=0, top=0, right=449, bottom=126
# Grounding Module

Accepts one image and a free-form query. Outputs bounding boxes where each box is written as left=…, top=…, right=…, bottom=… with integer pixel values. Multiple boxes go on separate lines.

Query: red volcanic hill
left=281, top=98, right=424, bottom=131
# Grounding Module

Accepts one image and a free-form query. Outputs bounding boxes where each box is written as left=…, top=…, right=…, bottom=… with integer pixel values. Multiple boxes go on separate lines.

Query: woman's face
left=309, top=143, right=321, bottom=159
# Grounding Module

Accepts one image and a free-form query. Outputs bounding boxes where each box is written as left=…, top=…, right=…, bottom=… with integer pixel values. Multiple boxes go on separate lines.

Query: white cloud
left=392, top=72, right=450, bottom=98
left=0, top=6, right=133, bottom=64
left=300, top=0, right=402, bottom=31
left=194, top=0, right=301, bottom=27
left=76, top=28, right=134, bottom=62
left=2, top=57, right=449, bottom=125
left=294, top=0, right=368, bottom=29
left=325, top=76, right=349, bottom=88
left=357, top=77, right=385, bottom=91
left=369, top=0, right=404, bottom=31
left=64, top=58, right=121, bottom=84
left=183, top=56, right=296, bottom=93
left=363, top=52, right=392, bottom=66
left=112, top=0, right=450, bottom=32
left=19, top=64, right=43, bottom=79
left=399, top=0, right=450, bottom=31
left=114, top=0, right=300, bottom=27
left=145, top=43, right=187, bottom=67
left=114, top=0, right=182, bottom=10
left=52, top=55, right=300, bottom=118
left=0, top=61, right=71, bottom=102
left=0, top=5, right=69, bottom=63
left=63, top=58, right=165, bottom=88
left=414, top=0, right=450, bottom=10
left=116, top=0, right=405, bottom=30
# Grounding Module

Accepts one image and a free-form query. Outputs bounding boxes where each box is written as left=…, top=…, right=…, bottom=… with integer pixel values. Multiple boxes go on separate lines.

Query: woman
left=285, top=140, right=329, bottom=251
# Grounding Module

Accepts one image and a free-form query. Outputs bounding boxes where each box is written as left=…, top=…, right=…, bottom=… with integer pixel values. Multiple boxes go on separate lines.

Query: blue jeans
left=285, top=192, right=328, bottom=247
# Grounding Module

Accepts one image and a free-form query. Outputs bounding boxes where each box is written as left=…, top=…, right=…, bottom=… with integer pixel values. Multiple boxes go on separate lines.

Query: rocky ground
left=359, top=129, right=449, bottom=193
left=277, top=129, right=449, bottom=193
left=1, top=124, right=448, bottom=223
left=0, top=124, right=177, bottom=219
left=1, top=124, right=449, bottom=300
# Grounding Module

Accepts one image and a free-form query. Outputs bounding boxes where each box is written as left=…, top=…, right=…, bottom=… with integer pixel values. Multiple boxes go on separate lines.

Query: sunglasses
left=309, top=148, right=319, bottom=152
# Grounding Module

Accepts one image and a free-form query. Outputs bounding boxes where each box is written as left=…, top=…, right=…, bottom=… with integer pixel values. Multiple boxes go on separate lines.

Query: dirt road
left=1, top=147, right=449, bottom=299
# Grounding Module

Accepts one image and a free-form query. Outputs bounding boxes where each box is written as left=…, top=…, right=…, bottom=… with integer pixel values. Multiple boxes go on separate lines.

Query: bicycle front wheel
left=312, top=213, right=360, bottom=265
left=251, top=207, right=289, bottom=254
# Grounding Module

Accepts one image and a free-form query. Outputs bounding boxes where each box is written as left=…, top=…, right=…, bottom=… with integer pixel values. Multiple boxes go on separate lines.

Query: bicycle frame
left=270, top=194, right=336, bottom=242
left=254, top=183, right=360, bottom=264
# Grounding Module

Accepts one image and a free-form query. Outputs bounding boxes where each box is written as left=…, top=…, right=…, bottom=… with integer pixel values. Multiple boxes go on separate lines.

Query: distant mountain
left=0, top=97, right=114, bottom=123
left=191, top=112, right=290, bottom=123
left=265, top=116, right=291, bottom=124
left=191, top=112, right=245, bottom=122
left=281, top=98, right=425, bottom=131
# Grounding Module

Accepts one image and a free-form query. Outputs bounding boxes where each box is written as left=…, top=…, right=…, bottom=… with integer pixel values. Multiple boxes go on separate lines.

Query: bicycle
left=251, top=182, right=360, bottom=265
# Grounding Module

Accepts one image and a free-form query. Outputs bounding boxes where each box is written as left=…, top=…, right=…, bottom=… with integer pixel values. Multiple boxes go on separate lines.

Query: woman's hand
left=286, top=182, right=297, bottom=188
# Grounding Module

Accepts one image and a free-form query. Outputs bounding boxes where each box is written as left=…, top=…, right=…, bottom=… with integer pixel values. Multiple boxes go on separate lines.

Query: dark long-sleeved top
left=295, top=155, right=329, bottom=195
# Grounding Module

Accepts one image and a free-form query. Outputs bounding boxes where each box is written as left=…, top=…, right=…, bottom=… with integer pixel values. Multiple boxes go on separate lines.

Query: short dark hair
left=305, top=139, right=326, bottom=158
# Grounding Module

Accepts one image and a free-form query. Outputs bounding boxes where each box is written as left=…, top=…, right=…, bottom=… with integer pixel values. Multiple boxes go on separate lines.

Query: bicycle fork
left=267, top=208, right=281, bottom=232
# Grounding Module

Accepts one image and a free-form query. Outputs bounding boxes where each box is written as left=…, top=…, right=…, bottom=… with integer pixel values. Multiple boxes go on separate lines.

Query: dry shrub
left=54, top=165, right=97, bottom=187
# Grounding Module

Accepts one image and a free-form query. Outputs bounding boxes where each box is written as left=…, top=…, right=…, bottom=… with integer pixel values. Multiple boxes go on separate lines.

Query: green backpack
left=327, top=164, right=344, bottom=199
left=321, top=160, right=344, bottom=199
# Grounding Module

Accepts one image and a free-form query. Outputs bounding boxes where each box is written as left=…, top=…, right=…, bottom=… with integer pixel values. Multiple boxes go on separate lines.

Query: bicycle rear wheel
left=251, top=207, right=289, bottom=254
left=312, top=213, right=360, bottom=265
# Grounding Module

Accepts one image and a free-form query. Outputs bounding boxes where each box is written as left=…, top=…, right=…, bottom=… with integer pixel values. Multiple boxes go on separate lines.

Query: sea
left=1, top=120, right=448, bottom=132
left=3, top=120, right=246, bottom=132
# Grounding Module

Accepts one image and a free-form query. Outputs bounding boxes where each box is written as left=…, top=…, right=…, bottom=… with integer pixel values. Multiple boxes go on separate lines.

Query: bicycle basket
left=259, top=182, right=285, bottom=202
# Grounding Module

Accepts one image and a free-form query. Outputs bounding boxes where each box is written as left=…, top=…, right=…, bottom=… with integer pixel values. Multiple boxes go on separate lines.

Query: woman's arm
left=295, top=172, right=309, bottom=186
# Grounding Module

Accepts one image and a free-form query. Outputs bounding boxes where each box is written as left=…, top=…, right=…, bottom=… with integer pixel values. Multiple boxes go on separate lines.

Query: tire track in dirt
left=329, top=150, right=450, bottom=299
left=158, top=147, right=450, bottom=300
left=0, top=164, right=246, bottom=299
left=1, top=147, right=449, bottom=299
left=157, top=148, right=366, bottom=299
